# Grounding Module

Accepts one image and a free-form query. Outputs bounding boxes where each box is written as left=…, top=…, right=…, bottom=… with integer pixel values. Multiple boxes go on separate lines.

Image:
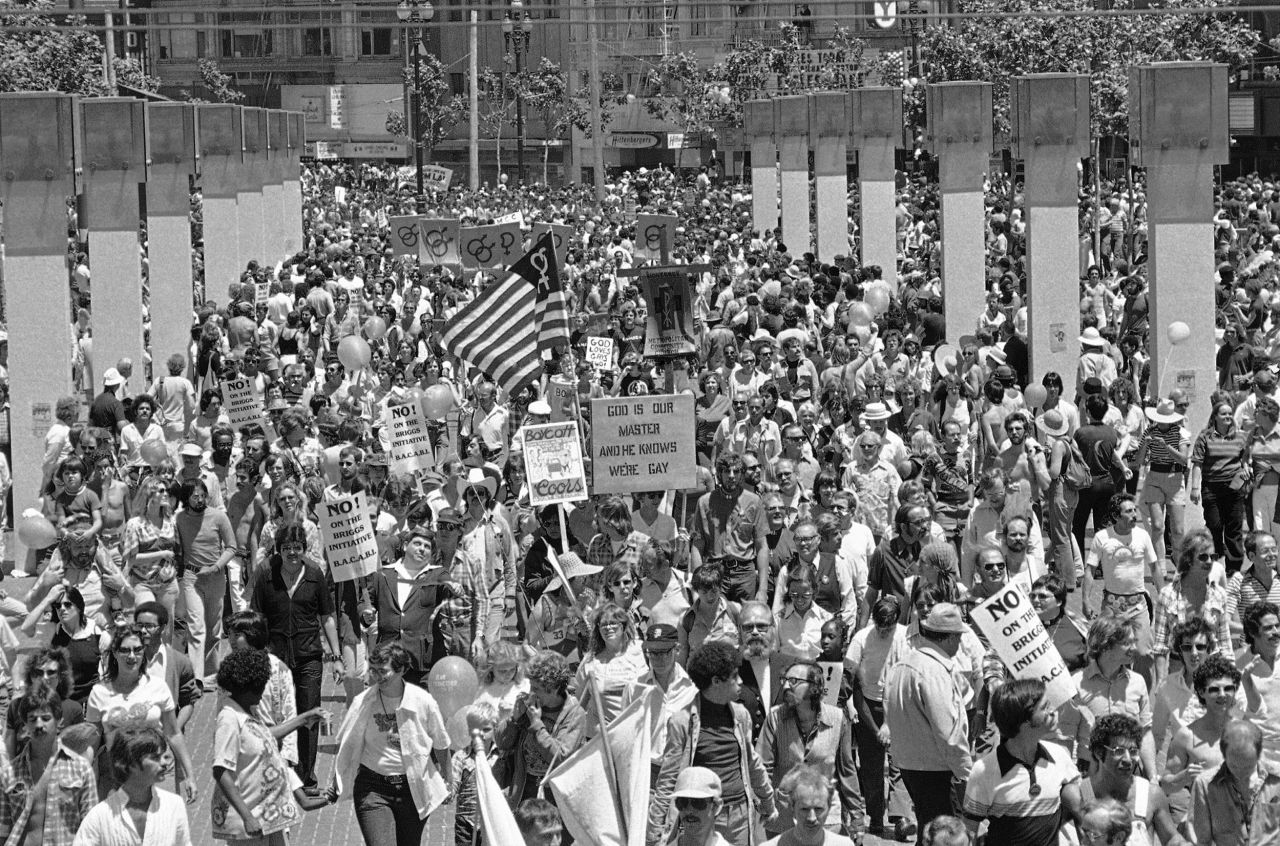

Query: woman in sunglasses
left=1150, top=531, right=1234, bottom=681
left=1161, top=653, right=1242, bottom=823
left=22, top=585, right=107, bottom=705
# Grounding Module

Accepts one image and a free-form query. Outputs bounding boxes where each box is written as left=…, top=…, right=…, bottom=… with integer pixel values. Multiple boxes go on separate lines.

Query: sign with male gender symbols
left=419, top=218, right=461, bottom=267
left=388, top=215, right=426, bottom=256
left=459, top=222, right=524, bottom=269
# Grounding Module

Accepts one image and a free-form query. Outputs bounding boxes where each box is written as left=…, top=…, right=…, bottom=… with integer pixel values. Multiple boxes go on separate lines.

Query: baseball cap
left=921, top=603, right=967, bottom=635
left=179, top=443, right=203, bottom=458
left=643, top=623, right=678, bottom=647
left=672, top=767, right=722, bottom=800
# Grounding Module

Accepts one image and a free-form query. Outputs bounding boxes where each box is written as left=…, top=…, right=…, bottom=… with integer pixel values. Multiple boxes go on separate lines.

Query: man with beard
left=979, top=514, right=1044, bottom=593
left=924, top=419, right=975, bottom=544
left=762, top=493, right=796, bottom=602
left=866, top=504, right=932, bottom=609
left=205, top=425, right=238, bottom=506
left=692, top=453, right=770, bottom=603
left=0, top=685, right=96, bottom=845
left=737, top=600, right=784, bottom=737
left=174, top=479, right=237, bottom=685
left=224, top=460, right=266, bottom=615
left=1083, top=714, right=1186, bottom=846
left=999, top=411, right=1051, bottom=507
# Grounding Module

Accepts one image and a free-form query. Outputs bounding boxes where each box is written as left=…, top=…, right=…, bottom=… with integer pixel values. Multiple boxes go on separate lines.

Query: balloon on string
left=1024, top=384, right=1048, bottom=408
left=337, top=335, right=371, bottom=371
left=422, top=384, right=455, bottom=419
left=446, top=708, right=472, bottom=751
left=16, top=514, right=57, bottom=549
left=865, top=284, right=891, bottom=316
left=846, top=303, right=875, bottom=329
left=363, top=316, right=388, bottom=341
left=427, top=657, right=479, bottom=721
left=140, top=440, right=169, bottom=468
left=1166, top=321, right=1192, bottom=345
left=852, top=325, right=872, bottom=345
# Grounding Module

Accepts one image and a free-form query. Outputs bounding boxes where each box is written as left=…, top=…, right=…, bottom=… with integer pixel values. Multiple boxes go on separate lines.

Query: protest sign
left=585, top=336, right=614, bottom=371
left=388, top=215, right=425, bottom=256
left=640, top=267, right=698, bottom=357
left=254, top=281, right=270, bottom=304
left=635, top=214, right=679, bottom=261
left=522, top=421, right=588, bottom=507
left=818, top=662, right=843, bottom=709
left=459, top=222, right=524, bottom=269
left=590, top=394, right=696, bottom=494
left=532, top=222, right=573, bottom=264
left=970, top=585, right=1078, bottom=709
left=385, top=401, right=435, bottom=478
left=422, top=164, right=453, bottom=192
left=419, top=218, right=461, bottom=267
left=222, top=376, right=262, bottom=427
left=496, top=211, right=524, bottom=226
left=318, top=492, right=380, bottom=582
left=546, top=377, right=577, bottom=422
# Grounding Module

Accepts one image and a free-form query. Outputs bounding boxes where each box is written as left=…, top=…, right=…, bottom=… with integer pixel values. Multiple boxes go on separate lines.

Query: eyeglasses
left=57, top=601, right=78, bottom=609
left=741, top=621, right=772, bottom=631
left=1106, top=746, right=1140, bottom=760
left=1180, top=642, right=1212, bottom=653
left=1204, top=684, right=1238, bottom=695
left=281, top=544, right=306, bottom=552
left=831, top=504, right=851, bottom=513
left=598, top=622, right=623, bottom=632
left=644, top=647, right=676, bottom=657
left=795, top=535, right=820, bottom=544
left=781, top=676, right=809, bottom=687
left=981, top=561, right=1006, bottom=571
left=437, top=523, right=462, bottom=532
left=789, top=590, right=813, bottom=599
left=36, top=669, right=61, bottom=678
left=612, top=578, right=635, bottom=587
left=675, top=797, right=711, bottom=811
left=115, top=646, right=145, bottom=656
left=134, top=622, right=161, bottom=631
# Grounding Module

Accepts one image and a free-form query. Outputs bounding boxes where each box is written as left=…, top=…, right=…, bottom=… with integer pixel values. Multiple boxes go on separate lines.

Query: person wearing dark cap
left=624, top=622, right=698, bottom=782
left=883, top=603, right=973, bottom=844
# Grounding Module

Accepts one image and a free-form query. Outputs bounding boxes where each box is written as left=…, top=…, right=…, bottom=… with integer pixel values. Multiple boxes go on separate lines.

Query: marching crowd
left=6, top=159, right=1280, bottom=846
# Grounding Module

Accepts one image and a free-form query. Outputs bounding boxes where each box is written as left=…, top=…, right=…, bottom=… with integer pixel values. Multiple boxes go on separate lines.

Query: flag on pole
left=546, top=693, right=653, bottom=846
left=475, top=751, right=526, bottom=846
left=510, top=231, right=571, bottom=356
left=440, top=270, right=541, bottom=399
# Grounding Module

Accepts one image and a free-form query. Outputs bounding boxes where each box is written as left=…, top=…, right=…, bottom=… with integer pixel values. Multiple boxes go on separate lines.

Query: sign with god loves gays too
left=590, top=394, right=696, bottom=494
left=522, top=421, right=588, bottom=507
left=318, top=492, right=380, bottom=582
left=970, top=586, right=1077, bottom=710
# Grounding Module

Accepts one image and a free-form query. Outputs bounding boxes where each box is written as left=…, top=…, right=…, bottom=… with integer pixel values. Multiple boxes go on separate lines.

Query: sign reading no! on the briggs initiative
left=590, top=394, right=696, bottom=494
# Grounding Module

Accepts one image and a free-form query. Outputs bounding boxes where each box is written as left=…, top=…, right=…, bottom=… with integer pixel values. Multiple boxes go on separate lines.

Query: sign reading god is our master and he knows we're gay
left=590, top=394, right=696, bottom=494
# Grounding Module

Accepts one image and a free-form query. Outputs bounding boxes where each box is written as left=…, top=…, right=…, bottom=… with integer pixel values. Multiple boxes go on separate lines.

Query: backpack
left=1063, top=440, right=1093, bottom=491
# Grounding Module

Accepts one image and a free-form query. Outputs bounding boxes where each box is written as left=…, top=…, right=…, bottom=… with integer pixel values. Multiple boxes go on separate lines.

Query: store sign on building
left=767, top=49, right=866, bottom=92
left=608, top=132, right=662, bottom=149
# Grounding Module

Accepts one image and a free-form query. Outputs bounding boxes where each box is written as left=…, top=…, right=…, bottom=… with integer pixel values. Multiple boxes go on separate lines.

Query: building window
left=689, top=0, right=709, bottom=37
left=303, top=28, right=333, bottom=56
left=360, top=26, right=392, bottom=54
left=450, top=73, right=465, bottom=95
left=217, top=13, right=273, bottom=58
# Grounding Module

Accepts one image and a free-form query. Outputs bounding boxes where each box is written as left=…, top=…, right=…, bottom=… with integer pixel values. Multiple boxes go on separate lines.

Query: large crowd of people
left=4, top=158, right=1280, bottom=846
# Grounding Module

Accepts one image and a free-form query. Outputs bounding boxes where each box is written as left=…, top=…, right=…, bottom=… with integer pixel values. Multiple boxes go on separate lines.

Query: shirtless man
left=999, top=411, right=1051, bottom=505
left=224, top=461, right=266, bottom=614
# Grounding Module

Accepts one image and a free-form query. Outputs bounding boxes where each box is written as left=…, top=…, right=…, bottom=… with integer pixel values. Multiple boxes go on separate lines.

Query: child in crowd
left=474, top=641, right=529, bottom=730
left=450, top=701, right=499, bottom=846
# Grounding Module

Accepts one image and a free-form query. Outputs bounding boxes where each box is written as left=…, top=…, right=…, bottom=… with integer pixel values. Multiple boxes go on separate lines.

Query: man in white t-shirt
left=1088, top=493, right=1160, bottom=667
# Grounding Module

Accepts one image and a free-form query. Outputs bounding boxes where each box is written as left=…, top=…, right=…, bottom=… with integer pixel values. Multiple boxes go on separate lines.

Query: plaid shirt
left=0, top=742, right=96, bottom=846
left=1151, top=580, right=1234, bottom=659
left=585, top=531, right=652, bottom=573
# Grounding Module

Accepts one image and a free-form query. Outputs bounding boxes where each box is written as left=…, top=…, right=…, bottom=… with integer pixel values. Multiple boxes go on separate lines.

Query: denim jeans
left=354, top=767, right=427, bottom=846
left=1203, top=480, right=1247, bottom=572
left=179, top=568, right=226, bottom=680
left=292, top=656, right=324, bottom=789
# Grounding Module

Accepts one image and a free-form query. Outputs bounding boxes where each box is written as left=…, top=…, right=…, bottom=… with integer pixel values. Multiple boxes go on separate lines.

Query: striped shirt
left=1192, top=425, right=1249, bottom=486
left=1226, top=571, right=1280, bottom=625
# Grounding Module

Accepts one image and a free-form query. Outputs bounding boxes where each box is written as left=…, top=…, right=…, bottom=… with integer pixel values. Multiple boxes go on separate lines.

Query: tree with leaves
left=179, top=60, right=244, bottom=104
left=476, top=67, right=511, bottom=179
left=385, top=52, right=468, bottom=164
left=0, top=0, right=158, bottom=95
left=518, top=58, right=583, bottom=185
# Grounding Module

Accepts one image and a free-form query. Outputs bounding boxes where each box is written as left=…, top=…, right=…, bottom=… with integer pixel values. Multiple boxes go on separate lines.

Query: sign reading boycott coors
left=522, top=421, right=588, bottom=507
left=970, top=585, right=1078, bottom=709
left=318, top=492, right=380, bottom=582
left=385, top=401, right=435, bottom=477
left=590, top=394, right=696, bottom=494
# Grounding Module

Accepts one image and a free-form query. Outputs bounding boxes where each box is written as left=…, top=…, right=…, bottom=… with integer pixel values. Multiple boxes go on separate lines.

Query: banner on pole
left=422, top=164, right=453, bottom=191
left=522, top=421, right=588, bottom=507
left=388, top=215, right=425, bottom=257
left=532, top=222, right=573, bottom=264
left=318, top=492, right=381, bottom=582
left=634, top=214, right=678, bottom=261
left=222, top=376, right=262, bottom=427
left=385, top=401, right=436, bottom=478
left=640, top=267, right=698, bottom=357
left=590, top=394, right=696, bottom=494
left=459, top=222, right=524, bottom=269
left=969, top=585, right=1078, bottom=710
left=419, top=218, right=461, bottom=267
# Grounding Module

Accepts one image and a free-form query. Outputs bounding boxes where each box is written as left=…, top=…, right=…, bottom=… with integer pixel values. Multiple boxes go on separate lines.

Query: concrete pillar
left=850, top=87, right=903, bottom=283
left=775, top=95, right=810, bottom=256
left=0, top=93, right=78, bottom=562
left=810, top=92, right=848, bottom=263
left=81, top=98, right=148, bottom=398
left=744, top=100, right=779, bottom=237
left=237, top=107, right=267, bottom=269
left=1131, top=62, right=1228, bottom=426
left=196, top=104, right=243, bottom=301
left=1011, top=74, right=1090, bottom=384
left=262, top=110, right=287, bottom=268
left=283, top=112, right=305, bottom=257
left=145, top=102, right=199, bottom=372
left=927, top=82, right=993, bottom=341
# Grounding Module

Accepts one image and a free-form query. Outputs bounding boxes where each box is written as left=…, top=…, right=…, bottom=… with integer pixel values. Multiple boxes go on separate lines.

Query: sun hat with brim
left=528, top=400, right=552, bottom=417
left=103, top=368, right=124, bottom=387
left=178, top=443, right=203, bottom=458
left=672, top=767, right=723, bottom=800
left=861, top=402, right=893, bottom=422
left=1040, top=410, right=1070, bottom=438
left=458, top=466, right=499, bottom=500
left=1079, top=327, right=1107, bottom=348
left=920, top=602, right=967, bottom=635
left=1144, top=398, right=1185, bottom=425
left=545, top=551, right=602, bottom=593
left=265, top=396, right=290, bottom=412
left=985, top=347, right=1008, bottom=367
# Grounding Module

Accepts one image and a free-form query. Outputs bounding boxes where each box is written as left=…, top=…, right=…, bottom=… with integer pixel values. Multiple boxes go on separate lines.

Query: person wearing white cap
left=883, top=602, right=973, bottom=843
left=509, top=399, right=552, bottom=455
left=668, top=767, right=732, bottom=846
left=89, top=367, right=128, bottom=438
left=1076, top=327, right=1118, bottom=401
left=1136, top=398, right=1193, bottom=566
left=459, top=465, right=517, bottom=649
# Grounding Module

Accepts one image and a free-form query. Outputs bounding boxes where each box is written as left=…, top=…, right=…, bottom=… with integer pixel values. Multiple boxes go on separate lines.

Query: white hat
left=458, top=465, right=499, bottom=500
left=528, top=400, right=552, bottom=417
left=1078, top=327, right=1106, bottom=348
left=178, top=442, right=203, bottom=458
left=862, top=402, right=893, bottom=422
left=103, top=368, right=124, bottom=387
left=545, top=551, right=602, bottom=593
left=1145, top=398, right=1185, bottom=425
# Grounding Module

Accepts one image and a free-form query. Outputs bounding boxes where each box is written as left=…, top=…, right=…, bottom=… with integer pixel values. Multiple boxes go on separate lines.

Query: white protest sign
left=422, top=164, right=453, bottom=192
left=254, top=281, right=270, bottom=304
left=818, top=661, right=843, bottom=709
left=222, top=376, right=262, bottom=427
left=590, top=394, right=697, bottom=494
left=547, top=378, right=576, bottom=422
left=318, top=492, right=380, bottom=582
left=969, top=585, right=1078, bottom=710
left=496, top=211, right=524, bottom=226
left=385, top=401, right=435, bottom=478
left=585, top=336, right=614, bottom=371
left=522, top=421, right=588, bottom=507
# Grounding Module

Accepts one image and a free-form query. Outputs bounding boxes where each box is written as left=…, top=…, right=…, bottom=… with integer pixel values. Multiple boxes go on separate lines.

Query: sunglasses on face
left=675, top=798, right=711, bottom=811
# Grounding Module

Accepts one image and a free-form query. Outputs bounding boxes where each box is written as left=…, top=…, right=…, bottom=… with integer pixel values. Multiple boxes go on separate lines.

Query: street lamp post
left=503, top=0, right=532, bottom=185
left=397, top=0, right=435, bottom=208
